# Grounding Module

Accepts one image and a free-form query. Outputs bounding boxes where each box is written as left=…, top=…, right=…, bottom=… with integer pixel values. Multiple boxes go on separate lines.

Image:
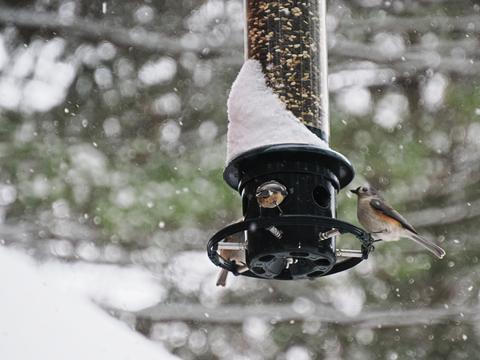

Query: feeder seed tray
left=207, top=215, right=374, bottom=280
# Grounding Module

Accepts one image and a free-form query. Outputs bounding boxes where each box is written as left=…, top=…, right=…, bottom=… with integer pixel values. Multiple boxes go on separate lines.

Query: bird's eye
left=362, top=187, right=368, bottom=192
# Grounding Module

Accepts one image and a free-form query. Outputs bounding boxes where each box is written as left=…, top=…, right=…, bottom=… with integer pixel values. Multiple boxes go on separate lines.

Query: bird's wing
left=369, top=198, right=418, bottom=234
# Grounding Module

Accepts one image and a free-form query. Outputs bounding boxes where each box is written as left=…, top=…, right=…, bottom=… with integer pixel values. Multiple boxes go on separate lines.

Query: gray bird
left=351, top=184, right=446, bottom=259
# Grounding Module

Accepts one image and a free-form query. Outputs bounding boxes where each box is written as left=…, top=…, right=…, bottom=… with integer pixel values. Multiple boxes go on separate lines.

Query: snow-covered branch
left=2, top=6, right=479, bottom=78
left=331, top=39, right=480, bottom=75
left=0, top=6, right=217, bottom=56
left=407, top=198, right=480, bottom=229
left=340, top=14, right=480, bottom=35
left=130, top=303, right=479, bottom=328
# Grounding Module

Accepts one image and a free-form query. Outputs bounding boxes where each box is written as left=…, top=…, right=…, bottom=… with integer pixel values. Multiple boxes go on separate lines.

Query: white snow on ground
left=0, top=247, right=178, bottom=360
left=226, top=60, right=328, bottom=163
left=39, top=261, right=167, bottom=311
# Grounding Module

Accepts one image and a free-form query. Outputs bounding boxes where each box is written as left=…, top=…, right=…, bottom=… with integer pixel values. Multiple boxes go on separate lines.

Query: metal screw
left=319, top=228, right=340, bottom=241
left=267, top=225, right=283, bottom=239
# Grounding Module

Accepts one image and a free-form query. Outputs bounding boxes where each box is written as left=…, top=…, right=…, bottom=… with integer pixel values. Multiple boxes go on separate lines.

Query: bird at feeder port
left=255, top=180, right=288, bottom=213
left=351, top=184, right=446, bottom=259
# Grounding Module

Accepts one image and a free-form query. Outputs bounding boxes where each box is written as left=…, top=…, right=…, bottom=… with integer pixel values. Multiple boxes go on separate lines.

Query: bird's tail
left=216, top=269, right=229, bottom=287
left=407, top=231, right=446, bottom=259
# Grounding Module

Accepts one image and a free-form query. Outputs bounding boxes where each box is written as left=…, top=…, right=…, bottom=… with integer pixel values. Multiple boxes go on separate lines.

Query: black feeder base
left=208, top=144, right=374, bottom=280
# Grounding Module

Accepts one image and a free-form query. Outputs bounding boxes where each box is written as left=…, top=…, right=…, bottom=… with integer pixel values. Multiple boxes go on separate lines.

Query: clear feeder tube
left=245, top=0, right=329, bottom=142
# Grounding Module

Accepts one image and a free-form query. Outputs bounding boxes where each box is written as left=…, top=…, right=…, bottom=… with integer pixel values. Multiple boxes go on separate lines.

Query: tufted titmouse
left=351, top=184, right=446, bottom=259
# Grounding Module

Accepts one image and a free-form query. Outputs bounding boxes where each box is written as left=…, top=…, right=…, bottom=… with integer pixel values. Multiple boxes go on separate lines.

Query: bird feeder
left=207, top=0, right=374, bottom=280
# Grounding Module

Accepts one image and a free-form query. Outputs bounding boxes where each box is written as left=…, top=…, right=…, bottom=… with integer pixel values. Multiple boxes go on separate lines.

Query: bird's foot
left=371, top=229, right=388, bottom=234
left=369, top=230, right=387, bottom=243
left=362, top=235, right=383, bottom=258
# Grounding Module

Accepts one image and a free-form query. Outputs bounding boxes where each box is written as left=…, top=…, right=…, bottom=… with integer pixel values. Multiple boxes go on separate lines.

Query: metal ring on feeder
left=207, top=215, right=374, bottom=280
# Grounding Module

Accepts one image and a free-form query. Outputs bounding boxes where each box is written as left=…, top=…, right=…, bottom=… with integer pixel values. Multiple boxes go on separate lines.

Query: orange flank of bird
left=374, top=211, right=402, bottom=227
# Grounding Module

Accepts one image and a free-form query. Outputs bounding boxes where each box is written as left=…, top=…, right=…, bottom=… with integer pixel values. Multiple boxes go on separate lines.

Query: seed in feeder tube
left=246, top=0, right=325, bottom=132
left=291, top=7, right=302, bottom=16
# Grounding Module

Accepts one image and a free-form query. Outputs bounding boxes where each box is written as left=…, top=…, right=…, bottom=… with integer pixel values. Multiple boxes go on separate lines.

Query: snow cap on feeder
left=226, top=59, right=328, bottom=163
left=208, top=0, right=374, bottom=281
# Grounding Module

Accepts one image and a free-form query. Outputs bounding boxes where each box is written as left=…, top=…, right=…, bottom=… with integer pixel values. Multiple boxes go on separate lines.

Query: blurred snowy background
left=0, top=0, right=479, bottom=359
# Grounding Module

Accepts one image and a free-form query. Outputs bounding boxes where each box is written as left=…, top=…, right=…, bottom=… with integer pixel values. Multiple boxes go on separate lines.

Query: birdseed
left=246, top=0, right=327, bottom=133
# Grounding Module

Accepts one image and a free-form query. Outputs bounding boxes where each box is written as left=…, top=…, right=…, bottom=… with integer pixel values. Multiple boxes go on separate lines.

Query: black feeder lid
left=224, top=144, right=355, bottom=191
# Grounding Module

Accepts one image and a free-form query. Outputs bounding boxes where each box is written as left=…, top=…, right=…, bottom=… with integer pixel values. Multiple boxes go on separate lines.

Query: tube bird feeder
left=208, top=0, right=374, bottom=280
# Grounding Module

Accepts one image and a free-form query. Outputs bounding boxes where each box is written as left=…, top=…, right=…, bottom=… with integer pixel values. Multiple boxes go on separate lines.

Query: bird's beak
left=350, top=188, right=359, bottom=195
